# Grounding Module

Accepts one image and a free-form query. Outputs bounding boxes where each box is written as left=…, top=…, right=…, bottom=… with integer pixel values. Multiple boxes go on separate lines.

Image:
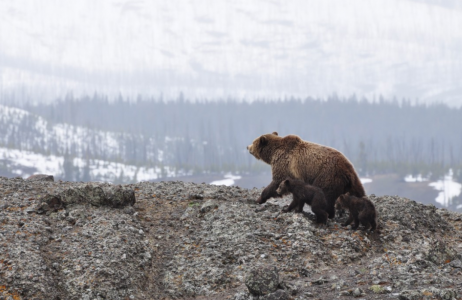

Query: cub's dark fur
left=336, top=194, right=378, bottom=232
left=276, top=178, right=329, bottom=224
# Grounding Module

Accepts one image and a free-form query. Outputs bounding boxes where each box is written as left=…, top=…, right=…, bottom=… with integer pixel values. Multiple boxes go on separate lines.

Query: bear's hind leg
left=321, top=189, right=341, bottom=219
left=370, top=218, right=377, bottom=232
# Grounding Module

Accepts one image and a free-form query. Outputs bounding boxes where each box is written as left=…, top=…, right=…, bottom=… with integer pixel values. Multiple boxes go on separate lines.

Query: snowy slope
left=0, top=104, right=195, bottom=182
left=0, top=146, right=185, bottom=182
left=1, top=0, right=462, bottom=105
left=0, top=104, right=192, bottom=181
left=0, top=104, right=123, bottom=158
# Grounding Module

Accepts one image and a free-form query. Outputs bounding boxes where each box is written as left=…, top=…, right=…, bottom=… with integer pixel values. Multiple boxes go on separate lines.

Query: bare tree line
left=1, top=93, right=461, bottom=181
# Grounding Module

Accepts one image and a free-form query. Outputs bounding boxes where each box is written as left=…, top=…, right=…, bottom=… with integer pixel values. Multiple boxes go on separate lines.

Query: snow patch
left=210, top=174, right=242, bottom=186
left=360, top=178, right=372, bottom=184
left=404, top=174, right=430, bottom=182
left=429, top=169, right=462, bottom=207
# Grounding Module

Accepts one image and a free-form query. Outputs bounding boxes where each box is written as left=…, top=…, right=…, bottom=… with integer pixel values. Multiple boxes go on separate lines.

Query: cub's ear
left=272, top=132, right=278, bottom=136
left=259, top=136, right=268, bottom=146
left=284, top=179, right=290, bottom=186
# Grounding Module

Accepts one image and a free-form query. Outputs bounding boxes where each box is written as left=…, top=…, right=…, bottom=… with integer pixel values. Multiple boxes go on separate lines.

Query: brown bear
left=276, top=178, right=329, bottom=224
left=247, top=132, right=365, bottom=218
left=335, top=193, right=378, bottom=232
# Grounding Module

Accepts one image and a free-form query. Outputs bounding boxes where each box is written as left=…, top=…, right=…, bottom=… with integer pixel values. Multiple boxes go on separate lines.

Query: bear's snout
left=247, top=144, right=254, bottom=154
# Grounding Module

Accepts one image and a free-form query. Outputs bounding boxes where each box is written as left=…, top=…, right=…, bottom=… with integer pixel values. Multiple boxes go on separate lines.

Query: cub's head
left=276, top=178, right=291, bottom=196
left=247, top=132, right=279, bottom=163
left=335, top=193, right=350, bottom=210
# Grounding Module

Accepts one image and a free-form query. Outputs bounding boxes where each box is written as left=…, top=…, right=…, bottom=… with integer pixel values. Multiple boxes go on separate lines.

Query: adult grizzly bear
left=335, top=193, right=378, bottom=232
left=276, top=178, right=329, bottom=224
left=247, top=132, right=365, bottom=218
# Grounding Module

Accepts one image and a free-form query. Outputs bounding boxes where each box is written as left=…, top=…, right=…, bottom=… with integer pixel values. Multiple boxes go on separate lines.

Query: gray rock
left=26, top=174, right=54, bottom=182
left=245, top=266, right=280, bottom=296
left=37, top=194, right=63, bottom=213
left=311, top=277, right=329, bottom=285
left=353, top=287, right=364, bottom=297
left=84, top=184, right=108, bottom=207
left=61, top=187, right=86, bottom=206
left=422, top=287, right=458, bottom=300
left=261, top=289, right=289, bottom=300
left=200, top=199, right=219, bottom=213
left=449, top=259, right=462, bottom=268
left=105, top=185, right=136, bottom=207
left=399, top=290, right=423, bottom=300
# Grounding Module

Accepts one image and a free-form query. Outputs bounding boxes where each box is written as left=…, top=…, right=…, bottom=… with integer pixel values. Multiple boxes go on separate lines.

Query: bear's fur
left=247, top=132, right=365, bottom=218
left=335, top=193, right=378, bottom=232
left=276, top=178, right=328, bottom=224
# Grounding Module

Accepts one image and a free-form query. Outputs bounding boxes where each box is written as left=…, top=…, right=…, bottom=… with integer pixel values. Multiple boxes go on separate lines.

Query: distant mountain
left=1, top=0, right=462, bottom=105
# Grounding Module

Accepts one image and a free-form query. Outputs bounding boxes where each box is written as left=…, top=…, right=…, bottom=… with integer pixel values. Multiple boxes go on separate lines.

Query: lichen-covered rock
left=399, top=288, right=458, bottom=300
left=37, top=193, right=64, bottom=213
left=83, top=184, right=108, bottom=206
left=0, top=178, right=147, bottom=300
left=1, top=178, right=462, bottom=299
left=60, top=186, right=87, bottom=206
left=104, top=185, right=136, bottom=207
left=426, top=238, right=460, bottom=265
left=369, top=284, right=391, bottom=294
left=399, top=289, right=422, bottom=300
left=245, top=266, right=280, bottom=296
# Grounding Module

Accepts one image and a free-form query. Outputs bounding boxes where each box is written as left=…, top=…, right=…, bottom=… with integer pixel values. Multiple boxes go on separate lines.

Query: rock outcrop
left=1, top=177, right=461, bottom=299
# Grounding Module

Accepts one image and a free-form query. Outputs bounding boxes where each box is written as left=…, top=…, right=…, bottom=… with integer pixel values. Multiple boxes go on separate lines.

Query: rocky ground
left=1, top=176, right=461, bottom=300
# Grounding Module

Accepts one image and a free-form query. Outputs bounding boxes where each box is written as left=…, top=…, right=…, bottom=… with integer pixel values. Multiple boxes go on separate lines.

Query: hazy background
left=0, top=0, right=461, bottom=211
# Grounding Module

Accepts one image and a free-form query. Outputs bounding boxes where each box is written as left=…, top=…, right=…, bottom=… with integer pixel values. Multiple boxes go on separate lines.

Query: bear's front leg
left=257, top=180, right=281, bottom=204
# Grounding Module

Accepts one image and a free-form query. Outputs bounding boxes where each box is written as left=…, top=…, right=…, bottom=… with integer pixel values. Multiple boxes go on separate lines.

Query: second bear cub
left=276, top=178, right=329, bottom=224
left=335, top=193, right=378, bottom=232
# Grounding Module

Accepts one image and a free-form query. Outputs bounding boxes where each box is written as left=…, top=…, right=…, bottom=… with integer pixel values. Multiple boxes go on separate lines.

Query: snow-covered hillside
left=0, top=146, right=190, bottom=183
left=0, top=104, right=170, bottom=163
left=1, top=0, right=462, bottom=105
left=0, top=104, right=196, bottom=182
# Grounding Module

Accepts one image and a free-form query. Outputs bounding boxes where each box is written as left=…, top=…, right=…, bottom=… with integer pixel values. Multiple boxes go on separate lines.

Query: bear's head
left=276, top=178, right=291, bottom=196
left=247, top=132, right=279, bottom=163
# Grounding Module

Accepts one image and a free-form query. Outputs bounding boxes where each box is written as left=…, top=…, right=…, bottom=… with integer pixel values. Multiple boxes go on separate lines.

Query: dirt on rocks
left=1, top=176, right=461, bottom=299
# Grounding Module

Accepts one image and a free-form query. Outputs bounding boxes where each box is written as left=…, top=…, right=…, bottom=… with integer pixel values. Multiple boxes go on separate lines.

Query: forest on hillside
left=1, top=93, right=462, bottom=182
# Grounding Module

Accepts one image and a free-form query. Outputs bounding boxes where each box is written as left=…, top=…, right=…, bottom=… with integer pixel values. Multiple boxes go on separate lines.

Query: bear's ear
left=272, top=132, right=278, bottom=136
left=259, top=136, right=268, bottom=146
left=284, top=179, right=290, bottom=186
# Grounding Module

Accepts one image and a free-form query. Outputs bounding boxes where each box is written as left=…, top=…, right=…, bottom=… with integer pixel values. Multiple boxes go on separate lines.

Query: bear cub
left=276, top=178, right=329, bottom=224
left=335, top=193, right=378, bottom=232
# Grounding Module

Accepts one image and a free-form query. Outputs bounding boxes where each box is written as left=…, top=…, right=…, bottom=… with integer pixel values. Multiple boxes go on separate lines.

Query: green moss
left=369, top=285, right=385, bottom=294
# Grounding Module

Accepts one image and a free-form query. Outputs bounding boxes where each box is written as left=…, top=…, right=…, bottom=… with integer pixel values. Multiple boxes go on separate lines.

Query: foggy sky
left=1, top=0, right=462, bottom=105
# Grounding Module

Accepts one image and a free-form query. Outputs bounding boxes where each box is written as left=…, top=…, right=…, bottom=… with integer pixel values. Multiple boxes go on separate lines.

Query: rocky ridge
left=0, top=176, right=461, bottom=299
